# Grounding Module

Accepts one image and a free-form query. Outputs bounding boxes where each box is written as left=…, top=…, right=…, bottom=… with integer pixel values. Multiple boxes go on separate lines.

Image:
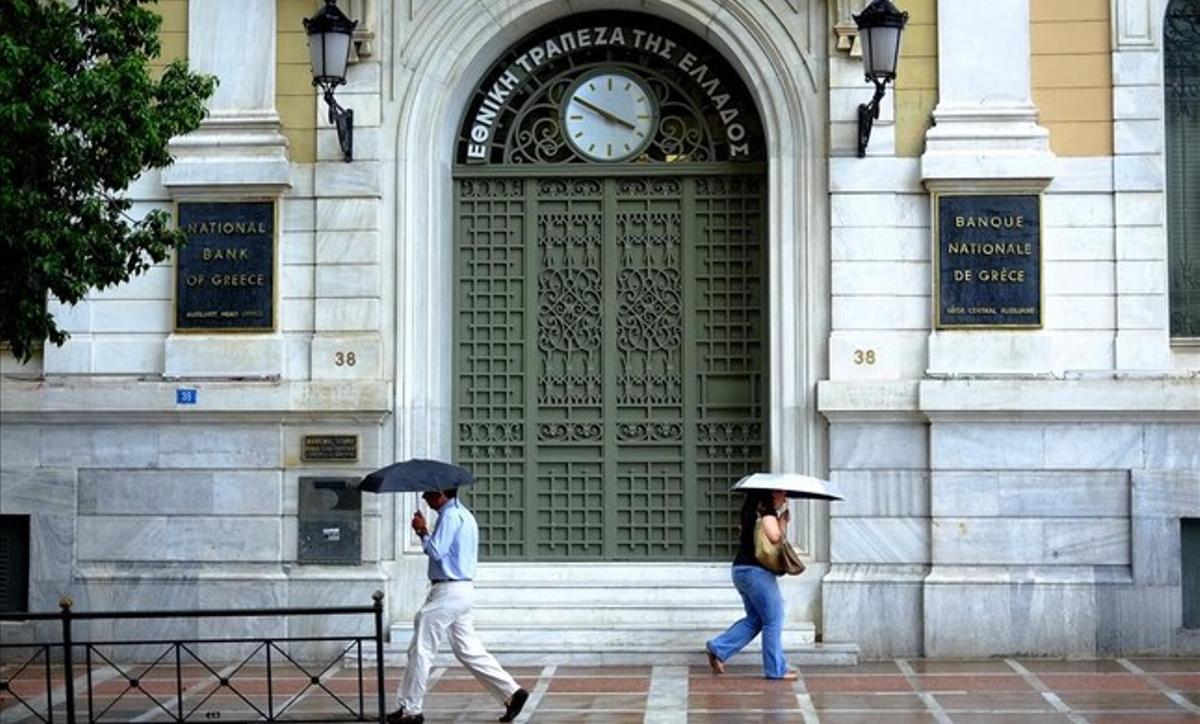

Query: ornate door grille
left=454, top=174, right=767, bottom=560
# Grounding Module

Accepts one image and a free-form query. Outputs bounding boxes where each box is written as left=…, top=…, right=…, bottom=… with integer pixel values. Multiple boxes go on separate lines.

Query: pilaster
left=162, top=0, right=291, bottom=194
left=921, top=0, right=1054, bottom=181
left=1112, top=0, right=1172, bottom=369
left=161, top=0, right=292, bottom=378
left=921, top=0, right=1056, bottom=375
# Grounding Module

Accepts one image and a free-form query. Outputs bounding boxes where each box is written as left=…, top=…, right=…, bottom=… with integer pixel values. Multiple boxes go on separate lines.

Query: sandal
left=705, top=647, right=725, bottom=674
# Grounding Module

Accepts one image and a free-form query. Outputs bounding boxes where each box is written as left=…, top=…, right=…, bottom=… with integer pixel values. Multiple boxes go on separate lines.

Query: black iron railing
left=0, top=592, right=387, bottom=724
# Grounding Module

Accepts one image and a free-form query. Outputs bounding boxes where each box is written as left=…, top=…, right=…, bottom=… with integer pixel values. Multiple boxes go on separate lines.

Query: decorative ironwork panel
left=692, top=176, right=768, bottom=559
left=613, top=178, right=686, bottom=557
left=456, top=174, right=767, bottom=561
left=533, top=180, right=607, bottom=557
left=1166, top=0, right=1200, bottom=336
left=455, top=178, right=528, bottom=558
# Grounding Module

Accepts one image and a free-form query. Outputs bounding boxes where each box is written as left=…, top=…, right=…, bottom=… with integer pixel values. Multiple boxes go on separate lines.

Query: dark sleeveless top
left=732, top=504, right=778, bottom=571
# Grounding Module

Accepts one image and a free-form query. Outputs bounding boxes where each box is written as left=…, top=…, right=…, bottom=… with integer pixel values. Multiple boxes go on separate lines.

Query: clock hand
left=572, top=96, right=637, bottom=130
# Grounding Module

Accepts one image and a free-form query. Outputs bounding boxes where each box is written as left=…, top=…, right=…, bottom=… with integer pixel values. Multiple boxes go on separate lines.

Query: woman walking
left=704, top=488, right=797, bottom=680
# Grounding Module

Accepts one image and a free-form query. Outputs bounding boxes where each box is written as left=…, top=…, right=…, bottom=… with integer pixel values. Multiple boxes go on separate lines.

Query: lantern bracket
left=319, top=83, right=354, bottom=162
left=857, top=78, right=889, bottom=158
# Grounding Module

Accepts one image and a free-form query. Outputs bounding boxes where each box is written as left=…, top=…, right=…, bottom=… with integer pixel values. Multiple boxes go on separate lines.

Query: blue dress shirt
left=422, top=498, right=478, bottom=582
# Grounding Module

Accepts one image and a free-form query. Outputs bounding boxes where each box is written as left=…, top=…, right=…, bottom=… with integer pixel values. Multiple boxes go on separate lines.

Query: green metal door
left=454, top=173, right=767, bottom=560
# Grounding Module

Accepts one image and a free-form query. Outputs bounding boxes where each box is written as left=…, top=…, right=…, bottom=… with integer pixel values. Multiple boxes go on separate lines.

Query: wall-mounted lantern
left=303, top=0, right=358, bottom=162
left=853, top=0, right=908, bottom=157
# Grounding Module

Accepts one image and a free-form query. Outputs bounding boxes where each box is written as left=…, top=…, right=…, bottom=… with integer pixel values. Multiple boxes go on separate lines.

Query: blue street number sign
left=176, top=388, right=198, bottom=405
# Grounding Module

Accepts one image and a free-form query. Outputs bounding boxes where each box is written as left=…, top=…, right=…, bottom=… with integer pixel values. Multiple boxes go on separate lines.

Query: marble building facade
left=1, top=0, right=1197, bottom=661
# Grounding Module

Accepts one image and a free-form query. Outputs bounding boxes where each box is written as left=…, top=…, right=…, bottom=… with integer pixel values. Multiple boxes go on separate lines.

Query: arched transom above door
left=457, top=12, right=765, bottom=165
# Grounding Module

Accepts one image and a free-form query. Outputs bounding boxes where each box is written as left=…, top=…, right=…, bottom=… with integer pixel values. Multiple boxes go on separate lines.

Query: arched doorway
left=452, top=12, right=769, bottom=561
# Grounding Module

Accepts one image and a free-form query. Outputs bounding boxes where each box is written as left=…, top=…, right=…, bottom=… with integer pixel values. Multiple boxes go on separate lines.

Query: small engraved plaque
left=302, top=434, right=359, bottom=462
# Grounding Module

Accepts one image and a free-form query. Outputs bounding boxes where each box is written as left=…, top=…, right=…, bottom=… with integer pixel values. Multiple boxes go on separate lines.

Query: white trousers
left=397, top=581, right=519, bottom=714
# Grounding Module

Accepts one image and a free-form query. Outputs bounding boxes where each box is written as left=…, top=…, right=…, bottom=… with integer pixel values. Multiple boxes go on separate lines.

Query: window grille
left=1165, top=0, right=1200, bottom=337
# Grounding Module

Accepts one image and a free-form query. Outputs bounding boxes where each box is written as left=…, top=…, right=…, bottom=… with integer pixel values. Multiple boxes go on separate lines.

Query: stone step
left=351, top=643, right=859, bottom=668
left=469, top=603, right=780, bottom=627
left=388, top=623, right=816, bottom=650
left=369, top=563, right=855, bottom=667
left=473, top=562, right=733, bottom=585
left=469, top=584, right=746, bottom=606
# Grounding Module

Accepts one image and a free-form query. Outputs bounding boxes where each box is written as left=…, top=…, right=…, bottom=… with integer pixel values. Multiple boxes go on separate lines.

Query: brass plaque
left=302, top=434, right=359, bottom=463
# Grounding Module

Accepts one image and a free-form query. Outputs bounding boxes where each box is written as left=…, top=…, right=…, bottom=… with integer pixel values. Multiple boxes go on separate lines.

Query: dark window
left=0, top=515, right=31, bottom=613
left=1185, top=518, right=1200, bottom=629
left=1165, top=0, right=1200, bottom=337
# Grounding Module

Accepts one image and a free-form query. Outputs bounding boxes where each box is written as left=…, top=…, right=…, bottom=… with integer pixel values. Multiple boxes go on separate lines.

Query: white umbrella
left=731, top=472, right=843, bottom=501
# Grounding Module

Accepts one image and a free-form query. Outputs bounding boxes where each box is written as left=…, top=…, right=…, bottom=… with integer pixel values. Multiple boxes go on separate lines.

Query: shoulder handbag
left=754, top=518, right=806, bottom=575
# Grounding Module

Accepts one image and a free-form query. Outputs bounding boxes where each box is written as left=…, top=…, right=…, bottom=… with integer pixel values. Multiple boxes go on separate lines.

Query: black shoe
left=499, top=687, right=529, bottom=722
left=386, top=710, right=423, bottom=724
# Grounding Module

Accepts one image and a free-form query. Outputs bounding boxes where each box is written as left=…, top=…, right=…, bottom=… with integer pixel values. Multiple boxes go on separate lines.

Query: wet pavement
left=3, top=657, right=1200, bottom=722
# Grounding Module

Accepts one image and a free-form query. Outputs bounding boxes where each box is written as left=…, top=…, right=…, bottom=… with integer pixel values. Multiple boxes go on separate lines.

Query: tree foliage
left=0, top=0, right=215, bottom=361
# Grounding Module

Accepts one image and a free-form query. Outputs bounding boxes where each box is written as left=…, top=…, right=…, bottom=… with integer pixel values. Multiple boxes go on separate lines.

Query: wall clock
left=562, top=69, right=658, bottom=162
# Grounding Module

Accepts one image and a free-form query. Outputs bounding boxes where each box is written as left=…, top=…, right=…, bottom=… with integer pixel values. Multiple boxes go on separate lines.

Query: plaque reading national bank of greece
left=935, top=194, right=1042, bottom=329
left=176, top=201, right=275, bottom=330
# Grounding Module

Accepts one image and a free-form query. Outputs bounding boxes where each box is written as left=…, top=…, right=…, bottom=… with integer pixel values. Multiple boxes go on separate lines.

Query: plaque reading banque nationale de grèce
left=176, top=201, right=275, bottom=331
left=936, top=194, right=1042, bottom=329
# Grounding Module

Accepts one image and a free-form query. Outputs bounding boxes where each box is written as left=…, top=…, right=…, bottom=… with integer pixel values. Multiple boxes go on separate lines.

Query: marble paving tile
left=948, top=715, right=1073, bottom=724
left=687, top=690, right=800, bottom=709
left=1017, top=659, right=1131, bottom=672
left=904, top=659, right=1015, bottom=673
left=1130, top=659, right=1200, bottom=673
left=804, top=675, right=913, bottom=693
left=932, top=691, right=1057, bottom=711
left=1037, top=673, right=1158, bottom=691
left=1055, top=690, right=1179, bottom=710
left=535, top=692, right=645, bottom=709
left=809, top=692, right=926, bottom=710
left=1084, top=714, right=1200, bottom=723
left=1157, top=674, right=1200, bottom=690
left=547, top=676, right=649, bottom=693
left=800, top=661, right=903, bottom=674
left=556, top=666, right=652, bottom=676
left=532, top=716, right=644, bottom=723
left=915, top=674, right=1033, bottom=692
left=812, top=713, right=938, bottom=724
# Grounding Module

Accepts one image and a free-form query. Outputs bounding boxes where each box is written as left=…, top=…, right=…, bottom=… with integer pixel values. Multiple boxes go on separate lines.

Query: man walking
left=388, top=488, right=530, bottom=724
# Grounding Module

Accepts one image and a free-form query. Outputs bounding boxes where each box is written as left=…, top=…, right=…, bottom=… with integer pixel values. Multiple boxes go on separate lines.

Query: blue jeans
left=705, top=565, right=788, bottom=678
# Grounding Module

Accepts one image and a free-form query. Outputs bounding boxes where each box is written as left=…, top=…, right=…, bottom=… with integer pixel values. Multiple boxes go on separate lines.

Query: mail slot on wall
left=298, top=477, right=361, bottom=564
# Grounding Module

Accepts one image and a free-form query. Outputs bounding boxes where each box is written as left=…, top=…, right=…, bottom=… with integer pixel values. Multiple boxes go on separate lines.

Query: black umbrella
left=359, top=458, right=475, bottom=493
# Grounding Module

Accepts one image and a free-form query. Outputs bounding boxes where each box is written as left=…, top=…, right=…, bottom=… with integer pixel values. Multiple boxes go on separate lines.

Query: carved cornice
left=346, top=0, right=376, bottom=61
left=832, top=0, right=869, bottom=57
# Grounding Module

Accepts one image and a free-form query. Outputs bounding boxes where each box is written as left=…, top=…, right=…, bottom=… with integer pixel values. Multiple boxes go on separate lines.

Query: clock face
left=562, top=70, right=657, bottom=162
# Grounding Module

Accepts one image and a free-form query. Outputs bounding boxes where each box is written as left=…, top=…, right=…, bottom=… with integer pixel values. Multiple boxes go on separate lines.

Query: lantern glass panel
left=862, top=25, right=902, bottom=81
left=308, top=31, right=351, bottom=83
